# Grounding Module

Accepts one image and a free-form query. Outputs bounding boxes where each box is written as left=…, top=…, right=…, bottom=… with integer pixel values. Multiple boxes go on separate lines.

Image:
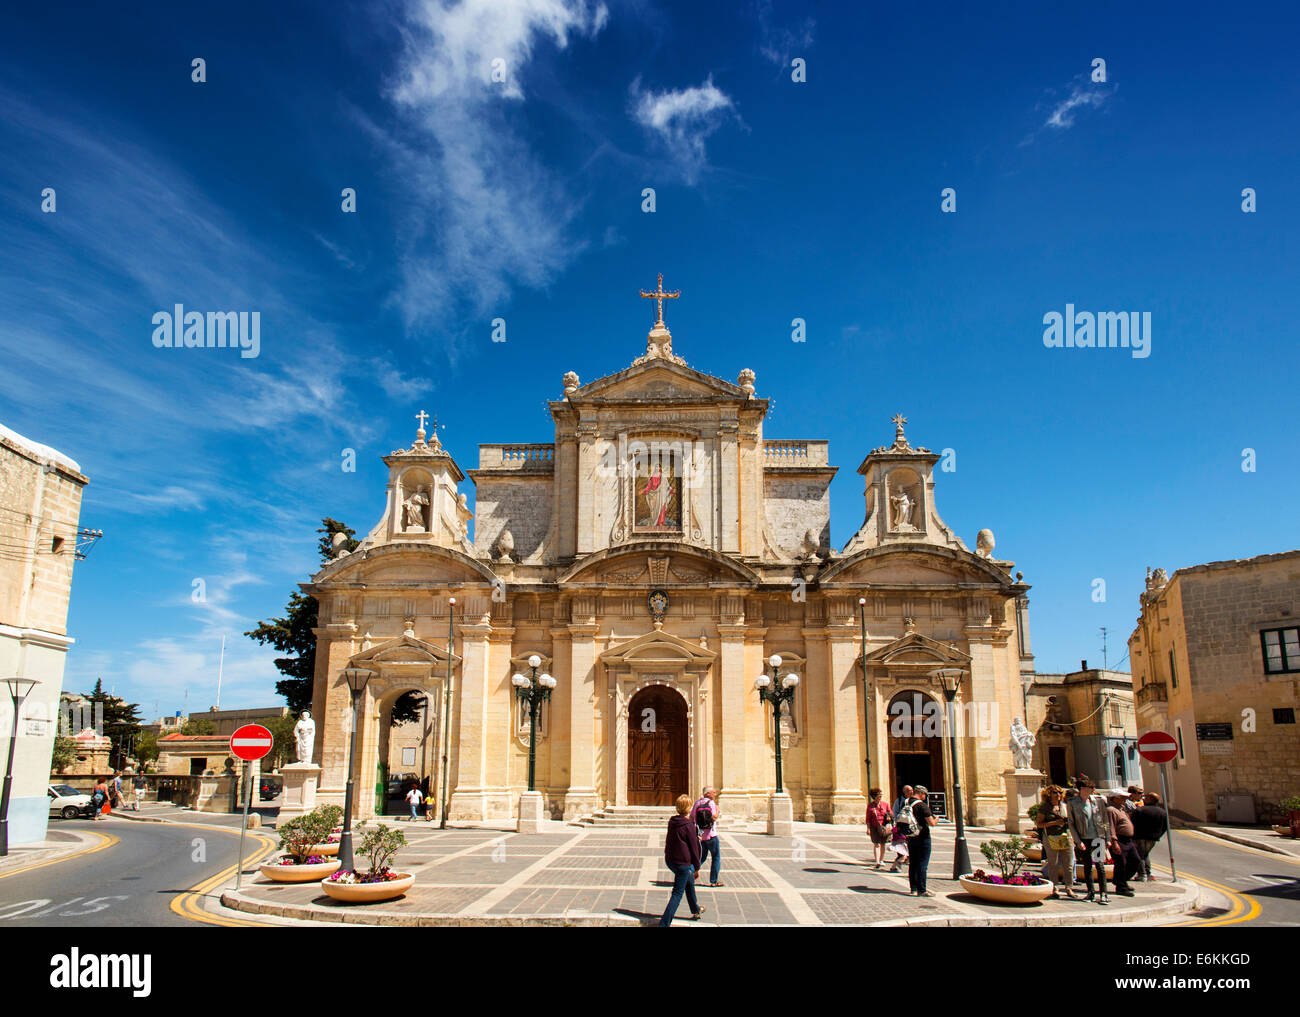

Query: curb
left=0, top=828, right=108, bottom=879
left=1178, top=824, right=1297, bottom=858
left=219, top=889, right=648, bottom=926
left=220, top=879, right=1200, bottom=928
left=878, top=881, right=1200, bottom=927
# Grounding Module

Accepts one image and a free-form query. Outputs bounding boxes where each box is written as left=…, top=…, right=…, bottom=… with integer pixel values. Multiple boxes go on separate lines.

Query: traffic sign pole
left=1159, top=763, right=1176, bottom=883
left=228, top=724, right=273, bottom=893
left=236, top=762, right=252, bottom=891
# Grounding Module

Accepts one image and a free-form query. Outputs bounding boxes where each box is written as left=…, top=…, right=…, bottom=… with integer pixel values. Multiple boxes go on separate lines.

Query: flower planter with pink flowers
left=259, top=856, right=341, bottom=883
left=319, top=824, right=412, bottom=904
left=960, top=871, right=1054, bottom=904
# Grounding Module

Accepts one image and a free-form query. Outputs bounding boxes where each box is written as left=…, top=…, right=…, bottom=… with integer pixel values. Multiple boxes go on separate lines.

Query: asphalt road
left=1146, top=828, right=1300, bottom=928
left=0, top=814, right=276, bottom=927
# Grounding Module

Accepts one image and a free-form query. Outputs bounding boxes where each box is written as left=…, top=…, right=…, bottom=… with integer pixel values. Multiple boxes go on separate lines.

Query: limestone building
left=305, top=288, right=1035, bottom=826
left=0, top=422, right=87, bottom=845
left=1025, top=664, right=1137, bottom=789
left=1129, top=551, right=1300, bottom=822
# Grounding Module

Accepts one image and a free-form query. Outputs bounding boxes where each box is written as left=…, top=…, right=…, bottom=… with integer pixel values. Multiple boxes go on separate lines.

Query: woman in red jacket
left=658, top=794, right=706, bottom=926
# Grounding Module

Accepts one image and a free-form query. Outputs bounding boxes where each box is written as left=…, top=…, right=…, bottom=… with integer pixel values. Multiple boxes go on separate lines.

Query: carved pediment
left=600, top=628, right=717, bottom=665
left=573, top=360, right=748, bottom=404
left=348, top=633, right=461, bottom=669
left=309, top=543, right=499, bottom=588
left=561, top=542, right=759, bottom=587
left=864, top=631, right=971, bottom=668
left=820, top=545, right=1015, bottom=589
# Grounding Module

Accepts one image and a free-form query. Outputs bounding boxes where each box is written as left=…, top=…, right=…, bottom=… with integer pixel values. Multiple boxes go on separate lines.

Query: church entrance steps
left=573, top=806, right=677, bottom=827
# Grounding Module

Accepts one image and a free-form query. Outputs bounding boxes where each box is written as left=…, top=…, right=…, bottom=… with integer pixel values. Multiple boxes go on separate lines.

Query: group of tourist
left=866, top=785, right=938, bottom=894
left=658, top=787, right=722, bottom=926
left=1037, top=779, right=1169, bottom=904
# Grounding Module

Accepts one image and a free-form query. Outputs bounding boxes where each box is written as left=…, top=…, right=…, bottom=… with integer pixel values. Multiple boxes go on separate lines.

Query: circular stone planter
left=959, top=875, right=1054, bottom=904
left=259, top=859, right=341, bottom=883
left=320, top=873, right=416, bottom=903
left=1074, top=862, right=1116, bottom=880
left=1021, top=844, right=1043, bottom=861
left=1273, top=825, right=1293, bottom=837
left=308, top=842, right=340, bottom=856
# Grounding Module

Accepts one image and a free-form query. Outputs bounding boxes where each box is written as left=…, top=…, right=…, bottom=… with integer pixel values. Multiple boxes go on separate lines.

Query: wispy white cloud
left=629, top=75, right=736, bottom=184
left=381, top=0, right=609, bottom=343
left=755, top=0, right=815, bottom=68
left=1022, top=74, right=1117, bottom=145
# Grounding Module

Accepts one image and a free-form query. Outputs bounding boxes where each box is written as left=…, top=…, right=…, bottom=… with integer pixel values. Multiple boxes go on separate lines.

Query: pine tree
left=84, top=679, right=144, bottom=770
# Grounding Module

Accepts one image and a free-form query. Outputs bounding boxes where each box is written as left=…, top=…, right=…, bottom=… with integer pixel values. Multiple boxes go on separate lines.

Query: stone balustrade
left=763, top=440, right=829, bottom=467
left=478, top=444, right=556, bottom=469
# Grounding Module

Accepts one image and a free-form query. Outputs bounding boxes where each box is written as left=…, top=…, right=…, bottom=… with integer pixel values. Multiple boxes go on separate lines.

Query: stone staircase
left=573, top=806, right=677, bottom=827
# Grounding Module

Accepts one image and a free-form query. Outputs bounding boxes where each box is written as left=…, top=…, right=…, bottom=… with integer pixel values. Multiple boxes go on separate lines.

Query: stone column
left=449, top=620, right=493, bottom=821
left=965, top=631, right=1010, bottom=826
left=718, top=422, right=740, bottom=555
left=312, top=624, right=358, bottom=809
left=562, top=606, right=600, bottom=820
left=716, top=617, right=751, bottom=821
left=827, top=619, right=868, bottom=823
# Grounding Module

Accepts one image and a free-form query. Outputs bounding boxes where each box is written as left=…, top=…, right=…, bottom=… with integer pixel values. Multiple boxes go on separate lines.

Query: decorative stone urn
left=959, top=875, right=1054, bottom=904
left=258, top=858, right=341, bottom=883
left=320, top=873, right=416, bottom=903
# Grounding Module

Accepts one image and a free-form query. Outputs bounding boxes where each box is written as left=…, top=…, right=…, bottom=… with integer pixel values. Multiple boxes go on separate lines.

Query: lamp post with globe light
left=930, top=666, right=973, bottom=878
left=511, top=655, right=556, bottom=792
left=337, top=667, right=374, bottom=872
left=755, top=655, right=800, bottom=795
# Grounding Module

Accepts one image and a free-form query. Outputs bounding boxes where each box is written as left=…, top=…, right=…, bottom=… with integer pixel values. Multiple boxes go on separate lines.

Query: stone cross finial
left=891, top=413, right=908, bottom=443
left=639, top=272, right=680, bottom=328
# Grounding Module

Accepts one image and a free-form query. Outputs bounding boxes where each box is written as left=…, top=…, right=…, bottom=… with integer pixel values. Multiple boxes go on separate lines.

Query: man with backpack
left=899, top=785, right=937, bottom=896
left=693, top=786, right=722, bottom=887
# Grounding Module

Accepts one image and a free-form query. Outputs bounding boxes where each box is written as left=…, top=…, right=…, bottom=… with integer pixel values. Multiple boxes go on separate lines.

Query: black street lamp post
left=754, top=655, right=800, bottom=794
left=1, top=678, right=40, bottom=857
left=338, top=667, right=374, bottom=872
left=931, top=667, right=972, bottom=878
left=439, top=597, right=455, bottom=829
left=858, top=596, right=870, bottom=789
left=511, top=655, right=556, bottom=792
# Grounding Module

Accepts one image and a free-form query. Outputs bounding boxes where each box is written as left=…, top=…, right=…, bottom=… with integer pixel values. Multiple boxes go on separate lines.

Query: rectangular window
left=1262, top=627, right=1300, bottom=674
left=1174, top=721, right=1185, bottom=762
left=1168, top=648, right=1178, bottom=689
left=1274, top=708, right=1296, bottom=725
left=401, top=747, right=417, bottom=766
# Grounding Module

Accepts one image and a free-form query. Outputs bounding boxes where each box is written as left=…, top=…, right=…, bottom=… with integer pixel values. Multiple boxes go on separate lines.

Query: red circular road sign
left=1137, top=730, right=1178, bottom=764
left=230, top=724, right=274, bottom=761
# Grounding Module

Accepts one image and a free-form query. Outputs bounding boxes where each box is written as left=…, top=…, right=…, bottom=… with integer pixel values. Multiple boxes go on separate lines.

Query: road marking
left=0, top=830, right=116, bottom=882
left=1153, top=865, right=1259, bottom=928
left=168, top=822, right=278, bottom=927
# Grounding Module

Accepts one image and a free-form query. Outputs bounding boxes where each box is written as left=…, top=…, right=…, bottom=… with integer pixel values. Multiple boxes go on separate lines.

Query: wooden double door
left=628, top=686, right=689, bottom=806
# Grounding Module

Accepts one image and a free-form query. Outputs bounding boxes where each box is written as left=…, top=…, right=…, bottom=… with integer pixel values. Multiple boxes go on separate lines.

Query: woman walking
left=866, top=788, right=894, bottom=869
left=1036, top=785, right=1077, bottom=899
left=658, top=794, right=706, bottom=926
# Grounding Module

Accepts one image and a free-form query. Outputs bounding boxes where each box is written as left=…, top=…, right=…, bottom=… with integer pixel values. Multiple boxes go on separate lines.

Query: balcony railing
left=1136, top=682, right=1168, bottom=708
left=478, top=444, right=556, bottom=469
left=763, top=440, right=829, bottom=467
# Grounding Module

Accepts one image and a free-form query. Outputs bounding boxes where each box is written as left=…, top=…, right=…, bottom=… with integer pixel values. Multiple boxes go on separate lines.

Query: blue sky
left=2, top=1, right=1297, bottom=716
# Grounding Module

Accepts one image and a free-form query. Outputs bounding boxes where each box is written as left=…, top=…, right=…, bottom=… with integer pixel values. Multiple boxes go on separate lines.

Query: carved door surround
left=599, top=628, right=715, bottom=807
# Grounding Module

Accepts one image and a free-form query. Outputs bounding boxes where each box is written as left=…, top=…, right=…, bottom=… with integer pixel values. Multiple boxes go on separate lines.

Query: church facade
left=305, top=290, right=1035, bottom=826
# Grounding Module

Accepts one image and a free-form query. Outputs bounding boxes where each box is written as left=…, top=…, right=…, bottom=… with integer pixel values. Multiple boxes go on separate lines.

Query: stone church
left=306, top=283, right=1035, bottom=825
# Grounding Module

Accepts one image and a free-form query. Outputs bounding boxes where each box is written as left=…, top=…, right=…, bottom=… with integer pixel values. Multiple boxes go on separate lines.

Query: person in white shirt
left=405, top=784, right=423, bottom=821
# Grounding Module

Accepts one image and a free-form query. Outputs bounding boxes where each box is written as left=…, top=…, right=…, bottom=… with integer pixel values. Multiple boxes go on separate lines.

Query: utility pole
left=1100, top=627, right=1108, bottom=670
left=216, top=635, right=226, bottom=710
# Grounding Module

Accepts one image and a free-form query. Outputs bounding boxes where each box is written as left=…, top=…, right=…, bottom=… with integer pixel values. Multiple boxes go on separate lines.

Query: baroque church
left=306, top=280, right=1035, bottom=826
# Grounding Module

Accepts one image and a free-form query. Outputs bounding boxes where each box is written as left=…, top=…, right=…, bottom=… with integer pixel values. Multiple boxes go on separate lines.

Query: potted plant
left=321, top=824, right=414, bottom=903
left=959, top=836, right=1054, bottom=904
left=259, top=804, right=343, bottom=883
left=1283, top=795, right=1300, bottom=839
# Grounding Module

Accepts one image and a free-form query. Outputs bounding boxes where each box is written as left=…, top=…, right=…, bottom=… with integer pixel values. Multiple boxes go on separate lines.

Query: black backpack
left=695, top=802, right=715, bottom=833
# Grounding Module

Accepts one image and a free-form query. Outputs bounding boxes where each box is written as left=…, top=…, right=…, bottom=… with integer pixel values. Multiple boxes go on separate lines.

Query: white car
left=48, top=784, right=94, bottom=820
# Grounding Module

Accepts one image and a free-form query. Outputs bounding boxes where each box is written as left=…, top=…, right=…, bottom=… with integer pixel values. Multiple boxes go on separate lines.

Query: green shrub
left=979, top=836, right=1029, bottom=879
left=358, top=824, right=407, bottom=875
left=1281, top=795, right=1300, bottom=813
left=277, top=804, right=343, bottom=864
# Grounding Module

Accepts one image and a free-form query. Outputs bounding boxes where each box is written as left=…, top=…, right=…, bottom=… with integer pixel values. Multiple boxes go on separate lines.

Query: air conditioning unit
left=1214, top=792, right=1256, bottom=824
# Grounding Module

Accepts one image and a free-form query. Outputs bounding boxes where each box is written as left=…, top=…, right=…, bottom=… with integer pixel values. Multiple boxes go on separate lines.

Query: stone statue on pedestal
left=1009, top=716, right=1035, bottom=770
left=293, top=710, right=316, bottom=763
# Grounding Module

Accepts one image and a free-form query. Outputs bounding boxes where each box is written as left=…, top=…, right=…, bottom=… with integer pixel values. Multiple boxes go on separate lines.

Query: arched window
left=1113, top=745, right=1126, bottom=781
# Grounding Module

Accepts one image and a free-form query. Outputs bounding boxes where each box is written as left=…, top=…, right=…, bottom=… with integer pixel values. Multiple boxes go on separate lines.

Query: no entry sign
left=1137, top=730, right=1179, bottom=764
left=230, top=724, right=273, bottom=761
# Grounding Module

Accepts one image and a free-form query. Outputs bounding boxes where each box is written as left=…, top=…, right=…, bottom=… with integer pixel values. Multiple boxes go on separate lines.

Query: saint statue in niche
left=403, top=487, right=430, bottom=531
left=890, top=484, right=915, bottom=531
left=634, top=457, right=679, bottom=530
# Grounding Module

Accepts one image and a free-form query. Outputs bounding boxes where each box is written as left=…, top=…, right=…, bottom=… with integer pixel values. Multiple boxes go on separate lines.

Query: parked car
left=48, top=784, right=94, bottom=820
left=258, top=776, right=282, bottom=801
left=385, top=772, right=421, bottom=799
